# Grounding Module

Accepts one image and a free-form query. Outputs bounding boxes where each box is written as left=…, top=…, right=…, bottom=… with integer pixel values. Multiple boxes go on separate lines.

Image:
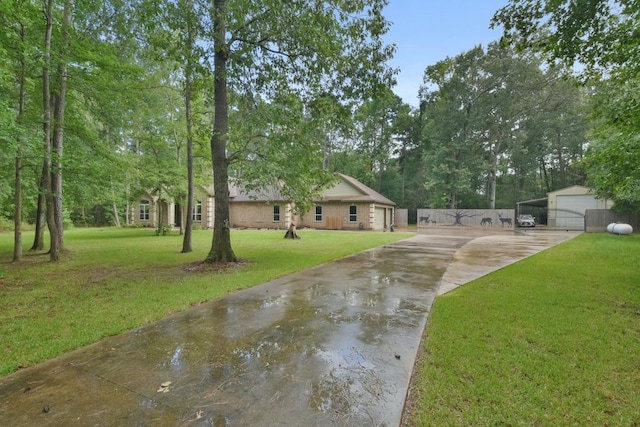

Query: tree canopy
left=492, top=0, right=640, bottom=211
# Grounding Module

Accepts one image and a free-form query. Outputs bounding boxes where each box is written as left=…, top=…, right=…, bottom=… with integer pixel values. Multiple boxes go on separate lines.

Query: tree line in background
left=1, top=0, right=638, bottom=262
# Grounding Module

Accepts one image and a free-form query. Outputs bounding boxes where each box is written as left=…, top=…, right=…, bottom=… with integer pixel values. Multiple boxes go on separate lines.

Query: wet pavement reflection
left=0, top=229, right=578, bottom=426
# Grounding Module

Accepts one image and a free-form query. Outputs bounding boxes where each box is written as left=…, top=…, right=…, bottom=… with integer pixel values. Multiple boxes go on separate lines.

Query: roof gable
left=319, top=173, right=395, bottom=206
left=324, top=179, right=363, bottom=197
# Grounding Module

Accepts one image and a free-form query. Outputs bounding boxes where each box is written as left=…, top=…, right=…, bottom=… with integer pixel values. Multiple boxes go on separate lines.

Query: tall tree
left=49, top=0, right=73, bottom=259
left=181, top=0, right=197, bottom=253
left=0, top=0, right=40, bottom=261
left=141, top=0, right=209, bottom=250
left=418, top=43, right=588, bottom=210
left=205, top=0, right=394, bottom=263
left=419, top=47, right=487, bottom=208
left=475, top=44, right=545, bottom=209
left=41, top=0, right=57, bottom=259
left=12, top=21, right=27, bottom=262
left=392, top=103, right=421, bottom=208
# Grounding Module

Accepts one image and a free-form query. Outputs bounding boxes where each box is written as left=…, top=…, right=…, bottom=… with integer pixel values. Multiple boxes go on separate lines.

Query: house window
left=349, top=205, right=357, bottom=222
left=273, top=205, right=280, bottom=222
left=192, top=200, right=202, bottom=221
left=139, top=200, right=150, bottom=221
left=315, top=205, right=323, bottom=222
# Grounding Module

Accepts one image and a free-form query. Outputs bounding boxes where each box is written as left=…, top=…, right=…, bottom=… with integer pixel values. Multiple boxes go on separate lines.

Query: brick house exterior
left=131, top=173, right=395, bottom=231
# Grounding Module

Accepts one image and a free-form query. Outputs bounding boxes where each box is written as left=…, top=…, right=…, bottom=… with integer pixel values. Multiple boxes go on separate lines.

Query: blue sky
left=382, top=0, right=510, bottom=106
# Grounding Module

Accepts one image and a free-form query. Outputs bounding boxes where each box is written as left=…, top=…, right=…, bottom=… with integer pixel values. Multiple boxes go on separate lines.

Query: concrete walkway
left=0, top=229, right=578, bottom=426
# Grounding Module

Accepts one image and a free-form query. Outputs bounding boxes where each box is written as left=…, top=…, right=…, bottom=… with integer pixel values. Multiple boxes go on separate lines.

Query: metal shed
left=517, top=186, right=613, bottom=230
left=548, top=186, right=613, bottom=230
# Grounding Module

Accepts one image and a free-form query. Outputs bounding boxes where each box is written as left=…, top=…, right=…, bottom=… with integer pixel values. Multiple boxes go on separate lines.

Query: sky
left=382, top=0, right=510, bottom=107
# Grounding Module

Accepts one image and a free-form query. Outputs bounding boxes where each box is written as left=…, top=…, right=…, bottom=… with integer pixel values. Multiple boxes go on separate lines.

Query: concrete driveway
left=0, top=228, right=578, bottom=426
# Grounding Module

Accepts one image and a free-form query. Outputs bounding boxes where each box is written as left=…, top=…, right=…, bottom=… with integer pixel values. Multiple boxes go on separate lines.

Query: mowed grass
left=404, top=233, right=640, bottom=426
left=0, top=227, right=411, bottom=377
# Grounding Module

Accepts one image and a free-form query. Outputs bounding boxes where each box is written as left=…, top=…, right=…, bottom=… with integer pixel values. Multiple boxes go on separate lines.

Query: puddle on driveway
left=0, top=230, right=577, bottom=426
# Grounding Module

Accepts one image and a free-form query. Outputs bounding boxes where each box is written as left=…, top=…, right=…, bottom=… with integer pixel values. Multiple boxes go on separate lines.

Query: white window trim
left=192, top=200, right=202, bottom=221
left=349, top=205, right=357, bottom=222
left=139, top=200, right=150, bottom=221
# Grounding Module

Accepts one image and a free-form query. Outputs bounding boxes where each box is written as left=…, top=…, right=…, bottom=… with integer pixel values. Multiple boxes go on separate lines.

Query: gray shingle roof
left=208, top=174, right=395, bottom=206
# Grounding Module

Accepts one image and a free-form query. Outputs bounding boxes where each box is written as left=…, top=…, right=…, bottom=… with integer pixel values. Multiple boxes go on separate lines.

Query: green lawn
left=0, top=227, right=411, bottom=377
left=404, top=233, right=640, bottom=426
left=3, top=229, right=639, bottom=424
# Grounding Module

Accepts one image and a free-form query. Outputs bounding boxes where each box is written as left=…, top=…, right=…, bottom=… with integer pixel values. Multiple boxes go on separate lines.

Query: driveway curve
left=0, top=229, right=578, bottom=426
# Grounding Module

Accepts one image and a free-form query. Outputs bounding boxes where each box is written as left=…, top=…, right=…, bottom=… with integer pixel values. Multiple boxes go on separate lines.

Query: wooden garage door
left=326, top=217, right=343, bottom=230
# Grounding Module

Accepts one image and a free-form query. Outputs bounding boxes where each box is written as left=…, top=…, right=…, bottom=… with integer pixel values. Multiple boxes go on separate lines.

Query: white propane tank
left=610, top=223, right=633, bottom=235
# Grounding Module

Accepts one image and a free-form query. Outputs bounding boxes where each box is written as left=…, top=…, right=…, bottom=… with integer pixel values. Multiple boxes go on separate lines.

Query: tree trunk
left=156, top=198, right=164, bottom=235
left=206, top=0, right=237, bottom=263
left=110, top=177, right=121, bottom=227
left=556, top=131, right=567, bottom=188
left=49, top=0, right=73, bottom=259
left=13, top=22, right=27, bottom=262
left=489, top=149, right=497, bottom=210
left=14, top=146, right=23, bottom=262
left=182, top=0, right=195, bottom=253
left=125, top=178, right=131, bottom=225
left=30, top=169, right=46, bottom=251
left=539, top=157, right=551, bottom=193
left=112, top=202, right=121, bottom=227
left=488, top=134, right=503, bottom=210
left=284, top=223, right=300, bottom=239
left=42, top=0, right=59, bottom=261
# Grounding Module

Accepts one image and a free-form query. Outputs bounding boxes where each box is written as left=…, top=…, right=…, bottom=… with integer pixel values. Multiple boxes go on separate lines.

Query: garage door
left=374, top=207, right=386, bottom=230
left=556, top=195, right=598, bottom=229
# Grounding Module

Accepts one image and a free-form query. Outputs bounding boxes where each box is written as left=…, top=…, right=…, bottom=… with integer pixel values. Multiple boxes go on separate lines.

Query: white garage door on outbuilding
left=555, top=195, right=597, bottom=229
left=547, top=185, right=613, bottom=230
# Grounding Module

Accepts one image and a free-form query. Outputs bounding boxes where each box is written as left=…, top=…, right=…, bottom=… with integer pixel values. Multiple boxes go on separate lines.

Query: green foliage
left=583, top=76, right=640, bottom=211
left=492, top=0, right=639, bottom=81
left=584, top=133, right=640, bottom=212
left=0, top=228, right=411, bottom=376
left=407, top=233, right=640, bottom=426
left=493, top=0, right=640, bottom=212
left=0, top=216, right=14, bottom=232
left=418, top=43, right=587, bottom=209
left=228, top=93, right=339, bottom=216
left=217, top=0, right=397, bottom=213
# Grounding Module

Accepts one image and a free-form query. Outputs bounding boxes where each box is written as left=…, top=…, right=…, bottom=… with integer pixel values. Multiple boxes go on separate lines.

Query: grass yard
left=403, top=233, right=640, bottom=426
left=0, top=227, right=411, bottom=377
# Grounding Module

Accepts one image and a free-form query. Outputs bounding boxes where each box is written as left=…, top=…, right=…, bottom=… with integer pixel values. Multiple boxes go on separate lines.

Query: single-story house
left=131, top=173, right=395, bottom=231
left=131, top=185, right=213, bottom=231
left=517, top=185, right=613, bottom=230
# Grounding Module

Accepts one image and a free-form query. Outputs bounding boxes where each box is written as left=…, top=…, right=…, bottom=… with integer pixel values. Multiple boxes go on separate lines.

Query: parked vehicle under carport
left=517, top=214, right=536, bottom=227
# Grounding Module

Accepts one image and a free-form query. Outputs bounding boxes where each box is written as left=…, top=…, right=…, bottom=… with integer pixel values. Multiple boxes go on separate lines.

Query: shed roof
left=516, top=197, right=548, bottom=208
left=547, top=185, right=591, bottom=196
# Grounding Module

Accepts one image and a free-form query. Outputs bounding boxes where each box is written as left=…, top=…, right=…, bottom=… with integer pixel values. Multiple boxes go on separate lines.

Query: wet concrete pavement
left=0, top=229, right=578, bottom=426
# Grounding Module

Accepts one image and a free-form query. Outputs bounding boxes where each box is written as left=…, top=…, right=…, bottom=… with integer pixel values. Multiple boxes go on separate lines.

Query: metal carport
left=516, top=197, right=548, bottom=225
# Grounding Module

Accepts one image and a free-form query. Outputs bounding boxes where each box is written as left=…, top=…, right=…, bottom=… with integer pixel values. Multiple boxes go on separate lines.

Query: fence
left=416, top=209, right=516, bottom=228
left=394, top=209, right=408, bottom=227
left=585, top=210, right=639, bottom=232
